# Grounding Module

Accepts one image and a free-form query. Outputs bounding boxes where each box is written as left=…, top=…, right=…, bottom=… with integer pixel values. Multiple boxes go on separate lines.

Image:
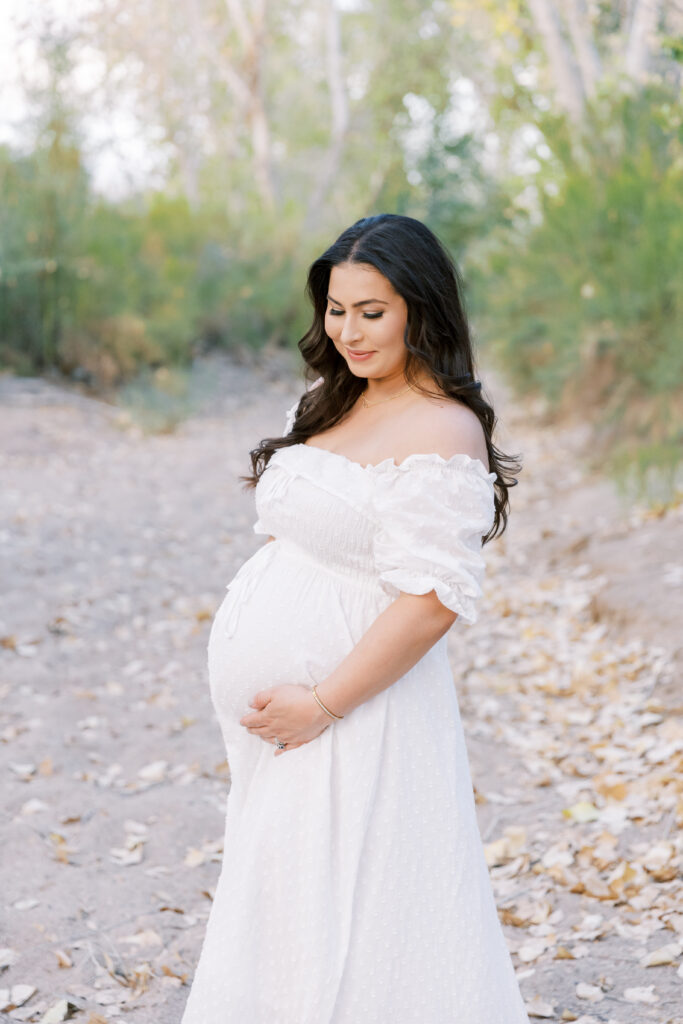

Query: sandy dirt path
left=1, top=353, right=681, bottom=1024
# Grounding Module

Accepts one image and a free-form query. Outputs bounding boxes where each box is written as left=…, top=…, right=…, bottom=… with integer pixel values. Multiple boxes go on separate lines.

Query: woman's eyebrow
left=327, top=294, right=389, bottom=307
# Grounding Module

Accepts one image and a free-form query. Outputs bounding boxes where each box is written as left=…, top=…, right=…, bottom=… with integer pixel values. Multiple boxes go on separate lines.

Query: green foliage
left=410, top=126, right=511, bottom=270
left=461, top=85, right=683, bottom=478
left=3, top=0, right=681, bottom=488
left=661, top=35, right=683, bottom=64
left=0, top=1, right=459, bottom=389
left=0, top=136, right=312, bottom=387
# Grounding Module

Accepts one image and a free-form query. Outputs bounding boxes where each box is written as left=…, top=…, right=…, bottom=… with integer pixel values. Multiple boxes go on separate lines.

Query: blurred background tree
left=0, top=0, right=681, bottom=486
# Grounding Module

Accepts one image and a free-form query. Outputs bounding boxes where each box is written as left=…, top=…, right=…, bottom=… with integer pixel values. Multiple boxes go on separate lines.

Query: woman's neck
left=362, top=371, right=434, bottom=403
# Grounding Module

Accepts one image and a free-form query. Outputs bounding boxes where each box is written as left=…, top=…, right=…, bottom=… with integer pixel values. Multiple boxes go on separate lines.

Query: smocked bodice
left=251, top=442, right=497, bottom=626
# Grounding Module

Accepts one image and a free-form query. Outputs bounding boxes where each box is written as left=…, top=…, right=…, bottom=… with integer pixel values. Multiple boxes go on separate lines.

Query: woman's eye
left=327, top=308, right=383, bottom=319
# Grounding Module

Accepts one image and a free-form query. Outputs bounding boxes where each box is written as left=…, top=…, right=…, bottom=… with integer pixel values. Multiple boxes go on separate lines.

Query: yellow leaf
left=562, top=801, right=600, bottom=822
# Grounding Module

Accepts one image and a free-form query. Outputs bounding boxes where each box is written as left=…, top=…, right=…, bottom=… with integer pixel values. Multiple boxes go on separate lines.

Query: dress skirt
left=180, top=517, right=530, bottom=1024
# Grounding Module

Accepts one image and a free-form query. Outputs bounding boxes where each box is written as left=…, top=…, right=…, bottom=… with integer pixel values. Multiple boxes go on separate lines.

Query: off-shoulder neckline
left=276, top=441, right=496, bottom=480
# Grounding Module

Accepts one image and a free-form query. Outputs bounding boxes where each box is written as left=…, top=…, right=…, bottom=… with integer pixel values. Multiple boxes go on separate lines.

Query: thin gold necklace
left=360, top=383, right=415, bottom=408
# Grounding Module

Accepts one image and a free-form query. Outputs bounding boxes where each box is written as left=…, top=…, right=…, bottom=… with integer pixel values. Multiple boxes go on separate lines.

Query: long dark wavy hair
left=241, top=213, right=520, bottom=542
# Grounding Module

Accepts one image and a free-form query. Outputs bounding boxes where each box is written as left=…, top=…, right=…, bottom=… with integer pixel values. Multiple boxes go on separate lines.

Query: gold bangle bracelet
left=311, top=685, right=344, bottom=720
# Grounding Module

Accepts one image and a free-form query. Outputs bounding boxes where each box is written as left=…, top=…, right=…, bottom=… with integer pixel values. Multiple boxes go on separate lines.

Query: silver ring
left=274, top=738, right=286, bottom=749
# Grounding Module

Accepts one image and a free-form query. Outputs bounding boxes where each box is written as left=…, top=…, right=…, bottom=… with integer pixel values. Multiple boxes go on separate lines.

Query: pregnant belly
left=207, top=543, right=381, bottom=739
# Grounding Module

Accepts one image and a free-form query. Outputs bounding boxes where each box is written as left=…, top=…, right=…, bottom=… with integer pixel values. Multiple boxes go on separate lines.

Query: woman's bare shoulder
left=404, top=390, right=489, bottom=466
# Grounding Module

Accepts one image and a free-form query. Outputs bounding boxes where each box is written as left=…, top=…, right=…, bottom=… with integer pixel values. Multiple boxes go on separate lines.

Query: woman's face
left=324, top=262, right=409, bottom=381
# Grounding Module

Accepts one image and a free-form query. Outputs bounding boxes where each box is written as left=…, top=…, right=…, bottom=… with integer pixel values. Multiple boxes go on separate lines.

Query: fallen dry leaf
left=39, top=998, right=80, bottom=1022
left=525, top=994, right=556, bottom=1018
left=562, top=801, right=600, bottom=823
left=184, top=847, right=206, bottom=868
left=0, top=984, right=37, bottom=1010
left=0, top=948, right=18, bottom=970
left=640, top=942, right=682, bottom=967
left=575, top=981, right=604, bottom=1001
left=623, top=984, right=659, bottom=1003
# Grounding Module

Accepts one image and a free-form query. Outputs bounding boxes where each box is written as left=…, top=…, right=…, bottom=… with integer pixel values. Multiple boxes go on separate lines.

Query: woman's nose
left=339, top=315, right=362, bottom=344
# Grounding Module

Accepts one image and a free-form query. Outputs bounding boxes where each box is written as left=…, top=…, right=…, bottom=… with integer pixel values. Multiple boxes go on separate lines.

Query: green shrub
left=467, top=85, right=683, bottom=481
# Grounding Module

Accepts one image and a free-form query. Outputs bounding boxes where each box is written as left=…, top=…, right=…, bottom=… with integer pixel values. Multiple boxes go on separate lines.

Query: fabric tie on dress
left=223, top=540, right=280, bottom=639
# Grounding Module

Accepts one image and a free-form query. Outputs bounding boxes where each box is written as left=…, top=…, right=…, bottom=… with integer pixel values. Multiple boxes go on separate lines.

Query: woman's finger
left=240, top=711, right=271, bottom=727
left=249, top=690, right=274, bottom=709
left=274, top=740, right=305, bottom=758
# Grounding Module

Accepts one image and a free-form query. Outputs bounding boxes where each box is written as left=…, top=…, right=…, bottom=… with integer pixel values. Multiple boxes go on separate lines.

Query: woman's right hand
left=239, top=683, right=331, bottom=755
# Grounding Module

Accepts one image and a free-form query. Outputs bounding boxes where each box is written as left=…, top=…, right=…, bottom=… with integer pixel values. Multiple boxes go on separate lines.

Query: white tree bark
left=527, top=0, right=586, bottom=122
left=223, top=0, right=276, bottom=210
left=625, top=0, right=663, bottom=81
left=304, top=0, right=349, bottom=229
left=565, top=0, right=602, bottom=99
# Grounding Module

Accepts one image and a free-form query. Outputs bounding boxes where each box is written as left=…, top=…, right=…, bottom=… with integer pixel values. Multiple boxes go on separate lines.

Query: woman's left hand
left=239, top=683, right=331, bottom=756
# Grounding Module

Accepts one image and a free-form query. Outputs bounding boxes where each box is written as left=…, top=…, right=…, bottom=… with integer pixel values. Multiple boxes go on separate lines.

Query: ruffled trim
left=376, top=570, right=482, bottom=625
left=278, top=441, right=496, bottom=483
left=371, top=458, right=496, bottom=625
left=266, top=443, right=496, bottom=528
left=370, top=449, right=497, bottom=484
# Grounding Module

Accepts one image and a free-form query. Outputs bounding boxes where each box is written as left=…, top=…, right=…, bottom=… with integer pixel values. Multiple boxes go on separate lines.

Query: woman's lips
left=346, top=350, right=375, bottom=361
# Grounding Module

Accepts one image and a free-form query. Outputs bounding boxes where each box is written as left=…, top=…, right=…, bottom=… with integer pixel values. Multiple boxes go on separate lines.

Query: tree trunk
left=565, top=0, right=602, bottom=99
left=527, top=0, right=586, bottom=122
left=224, top=0, right=276, bottom=210
left=304, top=0, right=349, bottom=230
left=626, top=0, right=662, bottom=81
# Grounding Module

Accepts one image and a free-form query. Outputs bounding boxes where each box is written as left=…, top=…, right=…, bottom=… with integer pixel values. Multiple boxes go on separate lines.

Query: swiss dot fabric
left=371, top=453, right=496, bottom=624
left=180, top=387, right=530, bottom=1024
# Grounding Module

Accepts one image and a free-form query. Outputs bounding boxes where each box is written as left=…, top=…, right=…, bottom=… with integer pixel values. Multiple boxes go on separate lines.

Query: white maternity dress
left=180, top=386, right=530, bottom=1024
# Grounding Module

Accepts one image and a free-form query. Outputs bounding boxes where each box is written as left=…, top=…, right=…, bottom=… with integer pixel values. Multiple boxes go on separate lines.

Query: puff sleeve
left=371, top=455, right=497, bottom=625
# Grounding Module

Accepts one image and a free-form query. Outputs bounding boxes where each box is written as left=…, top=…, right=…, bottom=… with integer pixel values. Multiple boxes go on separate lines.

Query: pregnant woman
left=181, top=213, right=529, bottom=1023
